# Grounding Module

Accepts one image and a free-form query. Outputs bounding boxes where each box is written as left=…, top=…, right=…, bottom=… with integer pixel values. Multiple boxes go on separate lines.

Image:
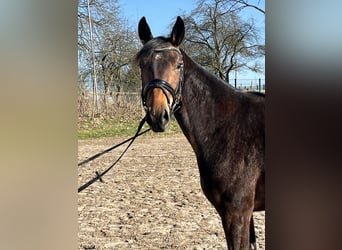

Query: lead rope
left=78, top=117, right=150, bottom=193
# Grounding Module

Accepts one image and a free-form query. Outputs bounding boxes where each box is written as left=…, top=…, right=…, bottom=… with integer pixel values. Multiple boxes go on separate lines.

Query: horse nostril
left=145, top=108, right=170, bottom=132
left=145, top=112, right=152, bottom=124
left=162, top=109, right=169, bottom=124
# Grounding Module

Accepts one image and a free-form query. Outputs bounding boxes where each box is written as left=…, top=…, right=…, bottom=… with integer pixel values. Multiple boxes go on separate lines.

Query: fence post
left=234, top=78, right=237, bottom=89
left=259, top=78, right=261, bottom=92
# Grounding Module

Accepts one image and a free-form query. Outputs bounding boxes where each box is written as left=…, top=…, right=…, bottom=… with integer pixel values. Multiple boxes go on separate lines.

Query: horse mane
left=180, top=49, right=238, bottom=97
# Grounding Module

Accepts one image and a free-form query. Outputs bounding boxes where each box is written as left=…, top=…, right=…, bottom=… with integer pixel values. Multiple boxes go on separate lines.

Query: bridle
left=141, top=47, right=184, bottom=114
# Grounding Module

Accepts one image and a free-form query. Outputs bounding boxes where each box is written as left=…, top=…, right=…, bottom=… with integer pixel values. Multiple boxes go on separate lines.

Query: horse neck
left=174, top=51, right=237, bottom=151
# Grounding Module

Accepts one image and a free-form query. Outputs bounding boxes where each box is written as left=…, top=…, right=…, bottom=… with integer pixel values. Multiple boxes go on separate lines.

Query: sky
left=118, top=0, right=197, bottom=36
left=118, top=0, right=265, bottom=81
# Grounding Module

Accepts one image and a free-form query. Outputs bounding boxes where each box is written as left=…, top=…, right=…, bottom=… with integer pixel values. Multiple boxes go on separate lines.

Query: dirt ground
left=78, top=134, right=265, bottom=249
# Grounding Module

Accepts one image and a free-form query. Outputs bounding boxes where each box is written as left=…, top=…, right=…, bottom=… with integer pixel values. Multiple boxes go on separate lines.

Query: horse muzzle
left=145, top=106, right=170, bottom=132
left=142, top=79, right=177, bottom=132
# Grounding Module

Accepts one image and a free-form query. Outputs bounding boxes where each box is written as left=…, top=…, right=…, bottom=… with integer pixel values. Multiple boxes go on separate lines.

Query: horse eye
left=176, top=62, right=183, bottom=70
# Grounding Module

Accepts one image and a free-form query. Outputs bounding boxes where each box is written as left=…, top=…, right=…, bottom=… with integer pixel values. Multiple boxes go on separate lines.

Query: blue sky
left=118, top=0, right=265, bottom=80
left=118, top=0, right=197, bottom=36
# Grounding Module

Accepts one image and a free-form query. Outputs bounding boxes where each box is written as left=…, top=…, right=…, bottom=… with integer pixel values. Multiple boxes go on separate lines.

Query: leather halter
left=141, top=47, right=183, bottom=113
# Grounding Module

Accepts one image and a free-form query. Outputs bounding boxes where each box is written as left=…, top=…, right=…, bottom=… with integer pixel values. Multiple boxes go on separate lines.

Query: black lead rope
left=78, top=127, right=149, bottom=167
left=78, top=117, right=150, bottom=193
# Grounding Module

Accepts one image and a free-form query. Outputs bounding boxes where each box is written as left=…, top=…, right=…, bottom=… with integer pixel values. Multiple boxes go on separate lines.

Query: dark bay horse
left=136, top=16, right=264, bottom=250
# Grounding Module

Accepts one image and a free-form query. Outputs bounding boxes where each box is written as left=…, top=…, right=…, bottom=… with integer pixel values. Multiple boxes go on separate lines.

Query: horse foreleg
left=220, top=209, right=253, bottom=250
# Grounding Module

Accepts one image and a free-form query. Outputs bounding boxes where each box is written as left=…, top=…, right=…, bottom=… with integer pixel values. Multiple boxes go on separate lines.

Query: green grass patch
left=78, top=118, right=182, bottom=140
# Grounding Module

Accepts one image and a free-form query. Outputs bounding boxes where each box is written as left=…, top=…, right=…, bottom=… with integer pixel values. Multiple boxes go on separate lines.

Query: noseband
left=141, top=47, right=183, bottom=114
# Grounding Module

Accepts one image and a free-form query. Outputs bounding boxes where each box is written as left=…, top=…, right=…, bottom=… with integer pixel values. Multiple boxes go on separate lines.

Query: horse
left=136, top=16, right=265, bottom=250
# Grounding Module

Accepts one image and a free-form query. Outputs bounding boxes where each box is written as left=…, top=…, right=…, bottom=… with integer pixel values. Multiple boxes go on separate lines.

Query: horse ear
left=170, top=16, right=185, bottom=46
left=138, top=17, right=153, bottom=44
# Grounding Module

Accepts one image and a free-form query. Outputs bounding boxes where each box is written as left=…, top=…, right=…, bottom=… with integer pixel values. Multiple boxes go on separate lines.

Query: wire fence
left=227, top=78, right=265, bottom=92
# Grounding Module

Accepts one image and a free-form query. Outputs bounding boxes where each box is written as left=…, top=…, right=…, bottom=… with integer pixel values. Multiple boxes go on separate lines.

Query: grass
left=78, top=118, right=182, bottom=140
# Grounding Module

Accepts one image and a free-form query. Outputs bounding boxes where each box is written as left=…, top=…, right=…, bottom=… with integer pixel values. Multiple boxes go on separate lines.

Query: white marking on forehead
left=155, top=53, right=162, bottom=60
left=155, top=47, right=182, bottom=55
left=155, top=46, right=178, bottom=51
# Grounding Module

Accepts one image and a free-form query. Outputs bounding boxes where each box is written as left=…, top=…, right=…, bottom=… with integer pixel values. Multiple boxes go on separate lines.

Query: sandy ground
left=78, top=134, right=265, bottom=249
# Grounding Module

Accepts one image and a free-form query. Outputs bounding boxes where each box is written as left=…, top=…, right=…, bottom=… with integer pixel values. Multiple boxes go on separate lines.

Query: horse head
left=137, top=16, right=185, bottom=132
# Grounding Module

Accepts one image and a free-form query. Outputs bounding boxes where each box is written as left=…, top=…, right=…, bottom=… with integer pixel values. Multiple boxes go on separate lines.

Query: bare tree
left=182, top=0, right=264, bottom=81
left=78, top=0, right=141, bottom=117
left=79, top=0, right=121, bottom=117
left=229, top=0, right=265, bottom=14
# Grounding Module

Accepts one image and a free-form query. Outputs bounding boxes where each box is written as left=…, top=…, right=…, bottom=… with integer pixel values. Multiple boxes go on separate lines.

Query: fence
left=228, top=78, right=265, bottom=92
left=78, top=79, right=265, bottom=119
left=78, top=91, right=143, bottom=120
